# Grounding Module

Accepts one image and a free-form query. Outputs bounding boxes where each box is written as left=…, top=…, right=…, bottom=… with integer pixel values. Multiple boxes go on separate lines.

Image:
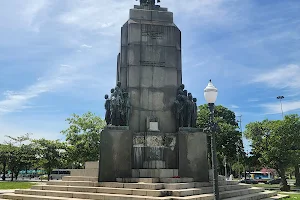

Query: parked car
left=265, top=178, right=281, bottom=184
left=240, top=179, right=259, bottom=184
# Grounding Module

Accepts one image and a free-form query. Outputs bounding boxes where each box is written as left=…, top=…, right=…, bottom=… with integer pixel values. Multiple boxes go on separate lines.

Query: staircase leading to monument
left=0, top=176, right=288, bottom=200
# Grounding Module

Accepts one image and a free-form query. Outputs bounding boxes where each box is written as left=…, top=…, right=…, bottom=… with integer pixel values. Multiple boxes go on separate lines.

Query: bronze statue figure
left=173, top=84, right=198, bottom=129
left=104, top=94, right=111, bottom=125
left=138, top=0, right=161, bottom=6
left=104, top=82, right=131, bottom=126
left=121, top=92, right=131, bottom=126
left=192, top=98, right=198, bottom=128
left=187, top=93, right=194, bottom=127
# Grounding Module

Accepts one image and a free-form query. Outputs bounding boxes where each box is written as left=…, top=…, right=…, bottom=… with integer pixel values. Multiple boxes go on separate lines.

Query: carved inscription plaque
left=142, top=30, right=163, bottom=39
left=141, top=61, right=165, bottom=67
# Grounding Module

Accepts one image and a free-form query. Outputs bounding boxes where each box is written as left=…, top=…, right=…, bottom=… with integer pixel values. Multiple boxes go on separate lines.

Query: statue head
left=111, top=88, right=115, bottom=93
left=179, top=84, right=185, bottom=90
left=183, top=90, right=188, bottom=96
left=188, top=93, right=193, bottom=100
left=105, top=94, right=109, bottom=99
left=117, top=81, right=121, bottom=88
left=193, top=98, right=197, bottom=103
left=123, top=92, right=128, bottom=98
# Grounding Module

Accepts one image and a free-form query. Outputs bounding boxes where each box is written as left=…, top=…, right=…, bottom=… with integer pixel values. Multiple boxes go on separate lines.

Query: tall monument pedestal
left=178, top=128, right=209, bottom=182
left=98, top=126, right=133, bottom=182
left=99, top=2, right=209, bottom=183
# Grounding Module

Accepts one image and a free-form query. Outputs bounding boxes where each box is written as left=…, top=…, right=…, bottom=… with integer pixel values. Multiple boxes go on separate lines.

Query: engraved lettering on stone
left=141, top=61, right=165, bottom=67
left=142, top=30, right=163, bottom=39
left=146, top=136, right=163, bottom=147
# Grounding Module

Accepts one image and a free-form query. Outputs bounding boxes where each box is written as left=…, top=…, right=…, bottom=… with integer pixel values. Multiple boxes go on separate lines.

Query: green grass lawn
left=282, top=194, right=300, bottom=199
left=255, top=183, right=300, bottom=190
left=0, top=182, right=36, bottom=190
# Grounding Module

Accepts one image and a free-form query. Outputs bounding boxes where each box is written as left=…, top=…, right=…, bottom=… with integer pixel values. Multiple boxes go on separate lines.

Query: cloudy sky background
left=0, top=0, right=300, bottom=150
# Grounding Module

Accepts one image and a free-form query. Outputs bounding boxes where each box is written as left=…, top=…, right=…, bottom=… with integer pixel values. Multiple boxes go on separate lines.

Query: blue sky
left=0, top=0, right=299, bottom=151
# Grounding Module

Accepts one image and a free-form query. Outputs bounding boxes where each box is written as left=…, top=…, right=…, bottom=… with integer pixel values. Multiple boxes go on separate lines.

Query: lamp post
left=204, top=79, right=219, bottom=200
left=276, top=96, right=284, bottom=119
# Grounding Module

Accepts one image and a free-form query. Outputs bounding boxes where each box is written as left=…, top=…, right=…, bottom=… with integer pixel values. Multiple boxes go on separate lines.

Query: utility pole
left=277, top=96, right=284, bottom=119
left=237, top=115, right=242, bottom=179
left=237, top=115, right=242, bottom=133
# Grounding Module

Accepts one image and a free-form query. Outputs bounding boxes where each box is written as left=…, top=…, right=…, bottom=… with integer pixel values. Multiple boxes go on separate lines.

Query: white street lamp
left=204, top=80, right=218, bottom=104
left=204, top=79, right=219, bottom=200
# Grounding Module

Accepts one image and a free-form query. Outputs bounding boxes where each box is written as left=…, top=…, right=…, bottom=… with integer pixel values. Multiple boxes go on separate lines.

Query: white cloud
left=21, top=0, right=50, bottom=32
left=252, top=64, right=300, bottom=89
left=231, top=105, right=239, bottom=109
left=0, top=122, right=63, bottom=144
left=0, top=65, right=77, bottom=114
left=248, top=98, right=259, bottom=102
left=57, top=0, right=239, bottom=35
left=260, top=100, right=300, bottom=115
left=81, top=44, right=92, bottom=49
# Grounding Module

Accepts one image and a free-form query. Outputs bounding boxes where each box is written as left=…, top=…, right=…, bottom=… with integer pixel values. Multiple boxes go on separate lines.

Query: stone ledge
left=104, top=125, right=129, bottom=131
left=178, top=127, right=204, bottom=133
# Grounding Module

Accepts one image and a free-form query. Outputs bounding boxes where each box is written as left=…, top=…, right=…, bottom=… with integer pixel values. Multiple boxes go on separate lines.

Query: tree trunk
left=2, top=162, right=6, bottom=181
left=295, top=165, right=300, bottom=186
left=11, top=171, right=14, bottom=181
left=15, top=171, right=19, bottom=180
left=47, top=169, right=51, bottom=181
left=279, top=168, right=290, bottom=191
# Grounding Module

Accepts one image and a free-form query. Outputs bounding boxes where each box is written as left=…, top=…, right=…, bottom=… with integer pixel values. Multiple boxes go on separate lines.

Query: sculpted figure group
left=138, top=0, right=160, bottom=6
left=173, top=84, right=198, bottom=128
left=104, top=82, right=131, bottom=126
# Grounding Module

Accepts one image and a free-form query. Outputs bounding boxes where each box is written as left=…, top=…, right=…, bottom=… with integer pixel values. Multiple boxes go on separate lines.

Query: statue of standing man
left=104, top=94, right=111, bottom=125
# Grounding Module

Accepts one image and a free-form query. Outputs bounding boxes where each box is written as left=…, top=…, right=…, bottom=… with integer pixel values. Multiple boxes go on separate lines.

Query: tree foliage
left=197, top=104, right=244, bottom=174
left=32, top=139, right=65, bottom=181
left=61, top=112, right=105, bottom=167
left=245, top=114, right=300, bottom=191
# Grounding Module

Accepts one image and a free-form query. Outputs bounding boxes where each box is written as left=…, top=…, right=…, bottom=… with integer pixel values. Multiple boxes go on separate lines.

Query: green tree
left=33, top=139, right=65, bottom=181
left=61, top=112, right=105, bottom=167
left=7, top=145, right=24, bottom=181
left=0, top=144, right=10, bottom=180
left=197, top=104, right=244, bottom=175
left=245, top=115, right=300, bottom=191
left=4, top=134, right=37, bottom=179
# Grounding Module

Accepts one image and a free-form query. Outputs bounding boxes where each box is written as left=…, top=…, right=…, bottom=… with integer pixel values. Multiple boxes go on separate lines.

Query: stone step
left=161, top=178, right=194, bottom=183
left=31, top=183, right=251, bottom=197
left=46, top=181, right=98, bottom=187
left=117, top=178, right=161, bottom=183
left=99, top=182, right=165, bottom=190
left=12, top=188, right=268, bottom=200
left=13, top=190, right=170, bottom=200
left=172, top=188, right=267, bottom=200
left=45, top=180, right=239, bottom=191
left=223, top=190, right=278, bottom=200
left=116, top=177, right=194, bottom=183
left=164, top=181, right=241, bottom=190
left=30, top=186, right=170, bottom=197
left=62, top=176, right=98, bottom=182
left=1, top=193, right=85, bottom=200
left=172, top=184, right=252, bottom=197
left=221, top=188, right=265, bottom=199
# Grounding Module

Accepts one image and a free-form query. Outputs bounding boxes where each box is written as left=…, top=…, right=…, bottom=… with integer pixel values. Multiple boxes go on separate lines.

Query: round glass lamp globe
left=204, top=80, right=218, bottom=104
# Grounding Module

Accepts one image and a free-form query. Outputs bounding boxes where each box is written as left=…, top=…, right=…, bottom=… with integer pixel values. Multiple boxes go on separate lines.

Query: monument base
left=178, top=128, right=209, bottom=182
left=98, top=126, right=133, bottom=182
left=132, top=169, right=178, bottom=178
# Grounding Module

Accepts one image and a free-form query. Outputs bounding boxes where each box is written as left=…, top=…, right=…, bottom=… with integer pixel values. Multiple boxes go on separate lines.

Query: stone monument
left=99, top=0, right=208, bottom=182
